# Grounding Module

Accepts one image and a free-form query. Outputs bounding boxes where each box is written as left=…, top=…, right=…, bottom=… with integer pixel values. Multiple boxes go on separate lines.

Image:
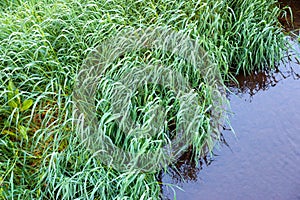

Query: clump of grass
left=0, top=0, right=288, bottom=199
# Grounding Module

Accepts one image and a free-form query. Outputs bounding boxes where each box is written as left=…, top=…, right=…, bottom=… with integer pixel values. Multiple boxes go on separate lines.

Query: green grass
left=0, top=0, right=288, bottom=199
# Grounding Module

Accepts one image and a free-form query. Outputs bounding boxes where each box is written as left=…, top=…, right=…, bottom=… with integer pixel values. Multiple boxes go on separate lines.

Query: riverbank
left=0, top=0, right=291, bottom=199
left=162, top=0, right=300, bottom=199
left=163, top=37, right=300, bottom=200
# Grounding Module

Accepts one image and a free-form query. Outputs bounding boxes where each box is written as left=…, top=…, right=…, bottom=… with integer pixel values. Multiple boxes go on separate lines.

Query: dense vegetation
left=0, top=0, right=288, bottom=199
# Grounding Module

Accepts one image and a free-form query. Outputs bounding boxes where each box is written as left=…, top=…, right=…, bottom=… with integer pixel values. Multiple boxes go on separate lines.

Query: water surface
left=162, top=2, right=300, bottom=199
left=162, top=37, right=300, bottom=200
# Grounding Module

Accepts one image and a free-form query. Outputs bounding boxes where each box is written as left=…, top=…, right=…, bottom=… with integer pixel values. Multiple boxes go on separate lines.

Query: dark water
left=162, top=2, right=300, bottom=199
left=279, top=0, right=300, bottom=31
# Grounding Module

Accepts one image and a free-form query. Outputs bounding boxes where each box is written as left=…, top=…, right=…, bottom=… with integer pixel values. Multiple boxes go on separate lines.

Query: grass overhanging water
left=0, top=0, right=289, bottom=199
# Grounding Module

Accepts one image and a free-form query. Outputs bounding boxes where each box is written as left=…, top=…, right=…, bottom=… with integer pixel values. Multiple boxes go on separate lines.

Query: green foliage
left=1, top=81, right=33, bottom=141
left=0, top=0, right=287, bottom=199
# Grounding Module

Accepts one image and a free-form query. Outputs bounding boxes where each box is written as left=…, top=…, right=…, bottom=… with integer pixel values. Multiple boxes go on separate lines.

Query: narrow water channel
left=162, top=2, right=300, bottom=199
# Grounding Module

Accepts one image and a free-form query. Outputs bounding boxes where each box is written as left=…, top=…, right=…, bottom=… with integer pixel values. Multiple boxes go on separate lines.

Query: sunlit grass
left=0, top=0, right=288, bottom=199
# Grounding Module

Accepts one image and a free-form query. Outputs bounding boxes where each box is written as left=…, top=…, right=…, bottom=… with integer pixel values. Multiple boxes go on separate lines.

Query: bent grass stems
left=0, top=0, right=288, bottom=199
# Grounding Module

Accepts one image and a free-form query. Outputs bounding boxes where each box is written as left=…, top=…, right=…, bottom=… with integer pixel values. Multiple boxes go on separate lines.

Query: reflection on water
left=228, top=46, right=300, bottom=101
left=158, top=148, right=212, bottom=185
left=162, top=2, right=300, bottom=198
left=279, top=0, right=300, bottom=31
left=162, top=38, right=300, bottom=200
left=162, top=37, right=300, bottom=200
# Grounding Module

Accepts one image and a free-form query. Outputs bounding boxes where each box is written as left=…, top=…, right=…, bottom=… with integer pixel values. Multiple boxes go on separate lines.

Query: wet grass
left=0, top=0, right=288, bottom=199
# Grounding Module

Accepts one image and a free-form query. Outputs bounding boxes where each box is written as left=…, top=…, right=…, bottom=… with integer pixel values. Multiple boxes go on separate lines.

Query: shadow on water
left=161, top=39, right=300, bottom=200
left=161, top=2, right=300, bottom=200
left=279, top=0, right=300, bottom=31
left=227, top=47, right=300, bottom=101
